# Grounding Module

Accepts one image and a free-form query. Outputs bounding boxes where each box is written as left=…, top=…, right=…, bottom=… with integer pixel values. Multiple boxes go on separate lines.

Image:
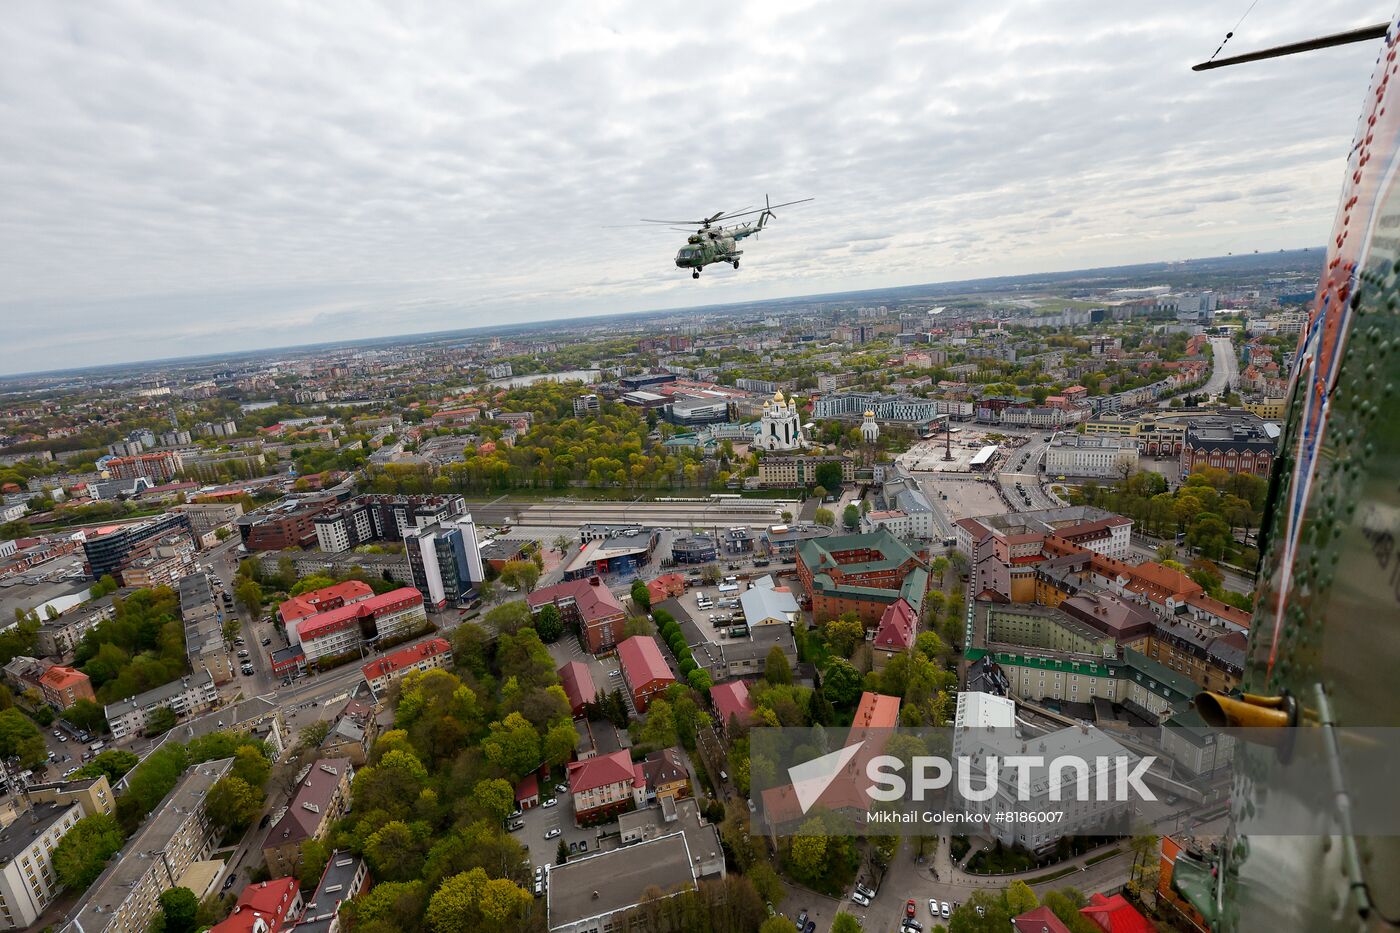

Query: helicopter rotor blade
left=712, top=198, right=814, bottom=222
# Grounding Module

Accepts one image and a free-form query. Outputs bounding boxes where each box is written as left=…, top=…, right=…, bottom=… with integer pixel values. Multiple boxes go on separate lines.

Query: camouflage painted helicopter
left=638, top=195, right=813, bottom=278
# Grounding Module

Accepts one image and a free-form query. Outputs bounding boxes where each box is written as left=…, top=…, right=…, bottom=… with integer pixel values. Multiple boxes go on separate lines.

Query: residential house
left=615, top=636, right=675, bottom=712
left=567, top=749, right=644, bottom=823
left=262, top=759, right=354, bottom=877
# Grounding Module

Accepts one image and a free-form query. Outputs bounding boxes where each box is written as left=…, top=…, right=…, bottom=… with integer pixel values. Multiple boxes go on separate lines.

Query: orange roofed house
left=361, top=637, right=452, bottom=695
left=210, top=877, right=304, bottom=933
left=760, top=691, right=900, bottom=830
left=38, top=664, right=94, bottom=709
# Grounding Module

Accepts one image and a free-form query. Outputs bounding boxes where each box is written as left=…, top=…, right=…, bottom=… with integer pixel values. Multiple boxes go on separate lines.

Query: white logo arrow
left=789, top=740, right=866, bottom=814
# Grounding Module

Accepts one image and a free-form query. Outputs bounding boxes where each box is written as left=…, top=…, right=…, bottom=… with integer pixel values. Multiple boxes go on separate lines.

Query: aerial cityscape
left=3, top=2, right=1399, bottom=933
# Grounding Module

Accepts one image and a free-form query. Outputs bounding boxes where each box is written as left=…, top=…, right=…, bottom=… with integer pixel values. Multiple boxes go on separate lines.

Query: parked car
left=906, top=899, right=917, bottom=918
left=555, top=782, right=569, bottom=794
left=855, top=882, right=875, bottom=900
left=902, top=920, right=923, bottom=932
left=851, top=892, right=870, bottom=907
left=928, top=898, right=937, bottom=917
left=542, top=798, right=557, bottom=809
left=509, top=808, right=523, bottom=819
left=942, top=902, right=952, bottom=919
left=544, top=828, right=561, bottom=839
left=508, top=820, right=524, bottom=832
left=261, top=638, right=272, bottom=646
left=578, top=839, right=587, bottom=851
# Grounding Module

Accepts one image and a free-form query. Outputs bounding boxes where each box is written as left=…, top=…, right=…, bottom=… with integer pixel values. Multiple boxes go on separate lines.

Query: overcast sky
left=0, top=1, right=1385, bottom=374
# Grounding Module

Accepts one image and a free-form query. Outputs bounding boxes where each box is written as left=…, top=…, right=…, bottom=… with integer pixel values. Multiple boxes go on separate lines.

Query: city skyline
left=1, top=0, right=1378, bottom=372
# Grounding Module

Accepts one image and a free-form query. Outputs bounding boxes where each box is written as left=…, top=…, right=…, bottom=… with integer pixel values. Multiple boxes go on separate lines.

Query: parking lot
left=915, top=475, right=1007, bottom=523
left=511, top=777, right=620, bottom=898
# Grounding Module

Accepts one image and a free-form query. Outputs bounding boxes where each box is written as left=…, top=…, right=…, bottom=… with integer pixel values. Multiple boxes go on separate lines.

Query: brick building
left=796, top=528, right=929, bottom=625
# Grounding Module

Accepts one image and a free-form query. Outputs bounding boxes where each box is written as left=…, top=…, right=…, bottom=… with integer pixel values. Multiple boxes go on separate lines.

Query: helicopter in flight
left=638, top=194, right=813, bottom=278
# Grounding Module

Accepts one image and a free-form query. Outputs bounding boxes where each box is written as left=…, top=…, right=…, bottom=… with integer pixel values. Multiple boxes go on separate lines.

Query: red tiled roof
left=39, top=665, right=88, bottom=691
left=567, top=749, right=635, bottom=793
left=851, top=692, right=900, bottom=730
left=872, top=599, right=916, bottom=651
left=616, top=635, right=675, bottom=688
left=516, top=772, right=538, bottom=803
left=710, top=681, right=754, bottom=727
left=1012, top=906, right=1072, bottom=933
left=361, top=637, right=451, bottom=682
left=1079, top=893, right=1153, bottom=933
left=279, top=580, right=375, bottom=625
left=558, top=661, right=597, bottom=710
left=299, top=587, right=421, bottom=641
left=528, top=577, right=625, bottom=623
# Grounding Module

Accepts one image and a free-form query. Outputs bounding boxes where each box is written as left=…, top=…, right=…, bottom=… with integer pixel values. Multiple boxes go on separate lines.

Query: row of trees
left=73, top=586, right=189, bottom=705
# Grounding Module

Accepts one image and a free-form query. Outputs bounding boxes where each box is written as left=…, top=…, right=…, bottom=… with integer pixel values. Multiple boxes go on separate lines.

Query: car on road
left=222, top=875, right=237, bottom=892
left=542, top=797, right=557, bottom=808
left=544, top=828, right=561, bottom=839
left=906, top=899, right=917, bottom=918
left=851, top=892, right=870, bottom=907
left=555, top=782, right=568, bottom=794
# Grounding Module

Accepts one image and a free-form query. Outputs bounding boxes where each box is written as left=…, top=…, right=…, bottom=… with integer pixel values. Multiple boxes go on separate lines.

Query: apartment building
left=0, top=801, right=85, bottom=929
left=62, top=758, right=235, bottom=933
left=262, top=759, right=354, bottom=876
left=104, top=671, right=219, bottom=742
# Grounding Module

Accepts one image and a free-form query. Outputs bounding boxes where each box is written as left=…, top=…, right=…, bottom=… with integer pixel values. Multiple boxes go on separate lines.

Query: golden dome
left=774, top=390, right=785, bottom=403
left=864, top=410, right=875, bottom=418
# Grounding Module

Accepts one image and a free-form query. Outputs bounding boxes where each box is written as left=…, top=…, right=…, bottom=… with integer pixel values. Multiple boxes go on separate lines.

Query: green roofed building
left=796, top=528, right=928, bottom=625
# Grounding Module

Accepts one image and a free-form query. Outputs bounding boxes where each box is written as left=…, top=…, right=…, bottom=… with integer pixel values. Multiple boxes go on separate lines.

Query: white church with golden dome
left=758, top=391, right=804, bottom=451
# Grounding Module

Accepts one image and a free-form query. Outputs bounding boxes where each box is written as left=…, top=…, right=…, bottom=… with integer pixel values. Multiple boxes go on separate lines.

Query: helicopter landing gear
left=732, top=259, right=740, bottom=269
left=692, top=270, right=700, bottom=279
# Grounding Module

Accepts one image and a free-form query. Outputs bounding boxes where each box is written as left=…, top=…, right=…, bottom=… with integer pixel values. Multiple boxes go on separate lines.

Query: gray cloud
left=0, top=0, right=1383, bottom=372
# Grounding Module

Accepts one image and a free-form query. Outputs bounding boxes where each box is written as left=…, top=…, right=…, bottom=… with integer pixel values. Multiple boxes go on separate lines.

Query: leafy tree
left=451, top=622, right=491, bottom=677
left=764, top=647, right=792, bottom=685
left=949, top=890, right=1012, bottom=933
left=914, top=630, right=946, bottom=661
left=821, top=659, right=863, bottom=708
left=484, top=600, right=533, bottom=636
left=630, top=579, right=651, bottom=612
left=498, top=560, right=540, bottom=593
left=812, top=485, right=828, bottom=501
left=0, top=707, right=46, bottom=767
left=534, top=603, right=564, bottom=643
left=289, top=575, right=337, bottom=596
left=842, top=504, right=860, bottom=530
left=687, top=668, right=713, bottom=691
left=543, top=719, right=579, bottom=765
left=425, top=868, right=530, bottom=933
left=814, top=507, right=836, bottom=527
left=366, top=820, right=431, bottom=882
left=1005, top=880, right=1038, bottom=915
left=831, top=912, right=864, bottom=933
left=473, top=778, right=515, bottom=823
left=53, top=813, right=125, bottom=889
left=235, top=577, right=263, bottom=616
left=206, top=776, right=262, bottom=834
left=156, top=886, right=199, bottom=933
left=73, top=749, right=139, bottom=782
left=761, top=919, right=799, bottom=933
left=342, top=880, right=428, bottom=930
left=64, top=698, right=108, bottom=735
left=824, top=616, right=865, bottom=657
left=482, top=712, right=542, bottom=779
left=299, top=838, right=332, bottom=889
left=556, top=838, right=569, bottom=864
left=146, top=705, right=179, bottom=735
left=814, top=461, right=843, bottom=490
left=496, top=628, right=556, bottom=689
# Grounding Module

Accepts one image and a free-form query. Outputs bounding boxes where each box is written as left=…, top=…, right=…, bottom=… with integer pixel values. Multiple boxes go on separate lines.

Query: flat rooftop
left=546, top=832, right=694, bottom=929
left=66, top=758, right=235, bottom=932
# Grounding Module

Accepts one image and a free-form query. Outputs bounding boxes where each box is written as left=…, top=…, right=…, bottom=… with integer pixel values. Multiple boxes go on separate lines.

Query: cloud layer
left=0, top=0, right=1383, bottom=372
